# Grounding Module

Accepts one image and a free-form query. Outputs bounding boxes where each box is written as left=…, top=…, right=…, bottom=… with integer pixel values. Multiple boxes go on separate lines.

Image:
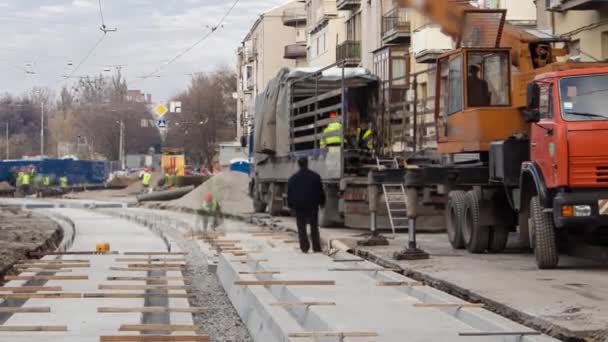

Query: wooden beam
left=288, top=331, right=378, bottom=338
left=29, top=251, right=118, bottom=256
left=376, top=281, right=423, bottom=287
left=459, top=332, right=541, bottom=337
left=15, top=268, right=74, bottom=273
left=0, top=286, right=63, bottom=292
left=98, top=307, right=206, bottom=313
left=100, top=335, right=209, bottom=342
left=119, top=324, right=199, bottom=332
left=329, top=268, right=400, bottom=272
left=20, top=259, right=90, bottom=263
left=415, top=303, right=484, bottom=308
left=252, top=233, right=287, bottom=237
left=0, top=293, right=81, bottom=299
left=110, top=266, right=183, bottom=271
left=122, top=252, right=187, bottom=256
left=4, top=275, right=88, bottom=281
left=127, top=263, right=185, bottom=268
left=83, top=293, right=192, bottom=299
left=0, top=325, right=67, bottom=332
left=271, top=301, right=335, bottom=308
left=238, top=271, right=281, bottom=275
left=115, top=258, right=186, bottom=262
left=107, top=276, right=190, bottom=282
left=98, top=285, right=190, bottom=291
left=0, top=307, right=51, bottom=313
left=234, top=280, right=335, bottom=286
left=16, top=263, right=89, bottom=268
left=282, top=240, right=299, bottom=244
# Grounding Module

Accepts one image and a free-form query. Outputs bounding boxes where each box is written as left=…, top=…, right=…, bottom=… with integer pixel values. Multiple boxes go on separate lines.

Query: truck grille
left=570, top=156, right=608, bottom=187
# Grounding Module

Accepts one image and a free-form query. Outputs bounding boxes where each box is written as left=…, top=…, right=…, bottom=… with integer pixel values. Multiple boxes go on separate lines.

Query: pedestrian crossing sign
left=157, top=119, right=167, bottom=128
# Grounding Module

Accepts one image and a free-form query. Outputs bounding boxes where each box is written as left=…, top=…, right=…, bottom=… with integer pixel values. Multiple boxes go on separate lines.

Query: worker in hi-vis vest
left=320, top=112, right=342, bottom=148
left=142, top=169, right=152, bottom=193
left=357, top=121, right=374, bottom=151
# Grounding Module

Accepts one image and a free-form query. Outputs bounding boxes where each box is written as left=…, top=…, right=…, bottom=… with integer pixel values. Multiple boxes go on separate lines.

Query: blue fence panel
left=0, top=159, right=109, bottom=184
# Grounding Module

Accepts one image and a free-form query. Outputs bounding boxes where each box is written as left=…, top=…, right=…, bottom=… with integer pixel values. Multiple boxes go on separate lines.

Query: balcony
left=556, top=0, right=608, bottom=10
left=336, top=40, right=361, bottom=66
left=337, top=0, right=361, bottom=11
left=282, top=9, right=307, bottom=27
left=284, top=44, right=307, bottom=59
left=382, top=8, right=411, bottom=45
left=412, top=25, right=452, bottom=63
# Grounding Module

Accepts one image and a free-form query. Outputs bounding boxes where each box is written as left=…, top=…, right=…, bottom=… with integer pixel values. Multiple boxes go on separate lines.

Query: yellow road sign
left=154, top=103, right=168, bottom=117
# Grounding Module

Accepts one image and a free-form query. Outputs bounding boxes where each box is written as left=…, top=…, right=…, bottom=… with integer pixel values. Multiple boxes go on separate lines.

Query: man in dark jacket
left=287, top=157, right=326, bottom=253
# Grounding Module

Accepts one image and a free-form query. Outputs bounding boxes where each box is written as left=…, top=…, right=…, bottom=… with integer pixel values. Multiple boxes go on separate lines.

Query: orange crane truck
left=395, top=0, right=608, bottom=268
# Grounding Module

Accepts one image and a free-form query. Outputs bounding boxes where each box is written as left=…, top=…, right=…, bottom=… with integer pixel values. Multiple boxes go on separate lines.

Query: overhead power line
left=60, top=33, right=107, bottom=83
left=138, top=0, right=241, bottom=81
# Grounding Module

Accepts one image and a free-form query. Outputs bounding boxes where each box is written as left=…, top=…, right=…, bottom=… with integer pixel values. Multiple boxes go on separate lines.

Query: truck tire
left=268, top=183, right=283, bottom=216
left=530, top=196, right=559, bottom=269
left=517, top=207, right=532, bottom=249
left=446, top=190, right=467, bottom=249
left=487, top=226, right=509, bottom=253
left=463, top=189, right=489, bottom=253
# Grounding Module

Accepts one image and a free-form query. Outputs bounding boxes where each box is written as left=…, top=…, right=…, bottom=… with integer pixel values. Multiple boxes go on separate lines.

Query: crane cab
left=434, top=48, right=529, bottom=154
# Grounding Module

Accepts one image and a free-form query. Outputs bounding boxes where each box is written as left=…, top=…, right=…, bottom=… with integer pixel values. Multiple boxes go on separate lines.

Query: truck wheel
left=446, top=190, right=467, bottom=249
left=487, top=226, right=509, bottom=253
left=530, top=196, right=559, bottom=269
left=268, top=183, right=283, bottom=216
left=517, top=207, right=532, bottom=249
left=463, top=189, right=489, bottom=253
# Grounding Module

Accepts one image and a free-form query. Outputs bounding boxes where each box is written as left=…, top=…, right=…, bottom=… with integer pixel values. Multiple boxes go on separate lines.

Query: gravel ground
left=0, top=208, right=62, bottom=277
left=112, top=209, right=253, bottom=342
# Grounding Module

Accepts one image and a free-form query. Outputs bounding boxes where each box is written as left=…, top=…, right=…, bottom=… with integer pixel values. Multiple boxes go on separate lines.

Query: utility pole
left=40, top=102, right=45, bottom=156
left=4, top=122, right=8, bottom=160
left=119, top=120, right=125, bottom=170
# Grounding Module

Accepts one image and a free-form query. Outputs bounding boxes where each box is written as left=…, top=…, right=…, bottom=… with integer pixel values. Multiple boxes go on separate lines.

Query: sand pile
left=107, top=176, right=138, bottom=187
left=0, top=182, right=14, bottom=191
left=170, top=171, right=252, bottom=214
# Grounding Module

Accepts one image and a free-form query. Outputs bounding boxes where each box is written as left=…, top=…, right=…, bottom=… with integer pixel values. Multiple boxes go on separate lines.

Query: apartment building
left=235, top=0, right=308, bottom=140
left=305, top=0, right=347, bottom=67
left=537, top=0, right=608, bottom=62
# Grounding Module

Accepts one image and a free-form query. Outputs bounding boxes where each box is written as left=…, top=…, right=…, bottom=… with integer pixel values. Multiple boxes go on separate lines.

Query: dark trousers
left=295, top=208, right=321, bottom=253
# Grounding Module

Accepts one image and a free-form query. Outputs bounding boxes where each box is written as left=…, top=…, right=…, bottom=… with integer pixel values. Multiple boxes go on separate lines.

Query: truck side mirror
left=524, top=83, right=541, bottom=123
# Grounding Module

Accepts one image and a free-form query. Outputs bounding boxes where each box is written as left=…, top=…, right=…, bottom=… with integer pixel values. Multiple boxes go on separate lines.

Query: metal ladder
left=382, top=183, right=409, bottom=236
left=376, top=157, right=399, bottom=170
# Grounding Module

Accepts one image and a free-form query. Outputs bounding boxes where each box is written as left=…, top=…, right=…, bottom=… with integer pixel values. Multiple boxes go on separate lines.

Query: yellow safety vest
left=357, top=128, right=374, bottom=150
left=17, top=172, right=24, bottom=186
left=142, top=172, right=152, bottom=186
left=321, top=122, right=342, bottom=148
left=59, top=177, right=68, bottom=187
left=43, top=176, right=50, bottom=186
left=22, top=173, right=31, bottom=185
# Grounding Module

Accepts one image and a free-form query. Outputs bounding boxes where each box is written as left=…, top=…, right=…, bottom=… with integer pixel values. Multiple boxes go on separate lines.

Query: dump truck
left=396, top=0, right=608, bottom=268
left=249, top=66, right=417, bottom=232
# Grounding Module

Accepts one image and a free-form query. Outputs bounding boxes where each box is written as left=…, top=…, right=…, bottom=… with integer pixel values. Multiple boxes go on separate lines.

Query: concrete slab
left=213, top=232, right=558, bottom=342
left=0, top=208, right=195, bottom=342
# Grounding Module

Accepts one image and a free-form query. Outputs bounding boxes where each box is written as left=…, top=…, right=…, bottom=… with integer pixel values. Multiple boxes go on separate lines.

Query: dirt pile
left=107, top=176, right=138, bottom=187
left=170, top=171, right=252, bottom=214
left=0, top=182, right=14, bottom=191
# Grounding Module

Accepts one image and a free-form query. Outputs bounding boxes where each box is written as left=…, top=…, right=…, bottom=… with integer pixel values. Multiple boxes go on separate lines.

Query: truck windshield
left=560, top=74, right=608, bottom=121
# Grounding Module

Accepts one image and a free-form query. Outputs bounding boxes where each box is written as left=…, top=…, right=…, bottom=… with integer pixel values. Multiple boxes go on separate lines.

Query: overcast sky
left=0, top=0, right=285, bottom=102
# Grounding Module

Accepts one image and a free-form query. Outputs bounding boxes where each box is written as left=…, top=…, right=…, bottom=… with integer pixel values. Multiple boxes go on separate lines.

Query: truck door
left=530, top=83, right=558, bottom=188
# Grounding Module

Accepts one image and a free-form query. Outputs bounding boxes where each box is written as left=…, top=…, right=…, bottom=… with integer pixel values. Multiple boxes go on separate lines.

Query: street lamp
left=116, top=120, right=126, bottom=170
left=4, top=122, right=8, bottom=160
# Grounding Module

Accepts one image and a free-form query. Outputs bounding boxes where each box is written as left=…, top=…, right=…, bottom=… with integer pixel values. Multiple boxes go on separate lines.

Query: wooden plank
left=98, top=307, right=206, bottom=313
left=29, top=251, right=118, bottom=256
left=0, top=293, right=81, bottom=299
left=329, top=268, right=400, bottom=272
left=127, top=263, right=185, bottom=268
left=4, top=275, right=88, bottom=281
left=119, top=324, right=199, bottom=332
left=0, top=307, right=51, bottom=313
left=282, top=240, right=299, bottom=244
left=0, top=325, right=68, bottom=332
left=271, top=301, right=335, bottom=308
left=234, top=280, right=335, bottom=286
left=459, top=331, right=541, bottom=337
left=230, top=259, right=268, bottom=263
left=110, top=266, right=183, bottom=271
left=107, top=276, right=190, bottom=282
left=20, top=259, right=90, bottom=263
left=288, top=331, right=378, bottom=338
left=376, top=281, right=423, bottom=287
left=238, top=271, right=281, bottom=275
left=16, top=268, right=74, bottom=273
left=115, top=258, right=186, bottom=262
left=98, top=285, right=190, bottom=291
left=16, top=263, right=90, bottom=268
left=122, top=252, right=187, bottom=256
left=84, top=293, right=192, bottom=299
left=0, top=286, right=63, bottom=292
left=252, top=233, right=287, bottom=237
left=100, top=335, right=209, bottom=342
left=415, top=303, right=484, bottom=308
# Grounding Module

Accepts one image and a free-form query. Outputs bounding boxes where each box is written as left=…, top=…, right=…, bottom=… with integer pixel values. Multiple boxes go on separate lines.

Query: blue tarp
left=230, top=160, right=250, bottom=174
left=0, top=159, right=108, bottom=184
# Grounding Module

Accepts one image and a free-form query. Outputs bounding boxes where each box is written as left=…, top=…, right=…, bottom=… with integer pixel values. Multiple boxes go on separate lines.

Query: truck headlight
left=573, top=205, right=592, bottom=217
